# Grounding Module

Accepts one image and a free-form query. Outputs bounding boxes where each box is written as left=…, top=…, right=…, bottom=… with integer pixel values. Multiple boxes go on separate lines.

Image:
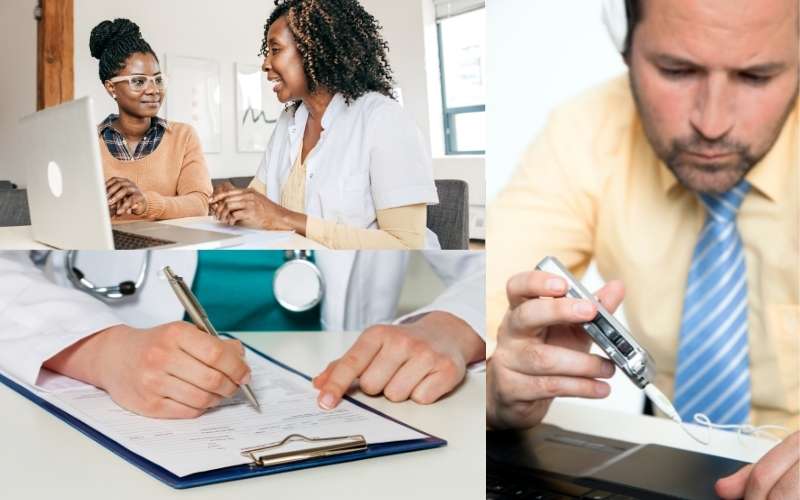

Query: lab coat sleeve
left=394, top=251, right=485, bottom=341
left=0, top=252, right=123, bottom=386
left=366, top=100, right=439, bottom=210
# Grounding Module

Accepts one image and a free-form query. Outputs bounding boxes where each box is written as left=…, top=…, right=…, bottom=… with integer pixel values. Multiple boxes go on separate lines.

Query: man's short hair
left=623, top=0, right=799, bottom=56
left=623, top=0, right=644, bottom=57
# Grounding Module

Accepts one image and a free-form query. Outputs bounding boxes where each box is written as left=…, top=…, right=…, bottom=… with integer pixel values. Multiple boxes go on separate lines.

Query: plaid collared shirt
left=98, top=114, right=169, bottom=161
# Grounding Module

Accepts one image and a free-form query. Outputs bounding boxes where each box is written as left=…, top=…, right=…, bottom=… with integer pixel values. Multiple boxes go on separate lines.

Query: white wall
left=422, top=0, right=446, bottom=158
left=70, top=0, right=440, bottom=181
left=0, top=1, right=486, bottom=237
left=0, top=0, right=38, bottom=186
left=487, top=0, right=641, bottom=413
left=487, top=0, right=626, bottom=200
left=367, top=0, right=434, bottom=150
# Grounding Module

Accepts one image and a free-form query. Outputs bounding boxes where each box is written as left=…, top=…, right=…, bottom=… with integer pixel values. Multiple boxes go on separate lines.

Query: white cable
left=688, top=414, right=789, bottom=445
left=643, top=383, right=789, bottom=446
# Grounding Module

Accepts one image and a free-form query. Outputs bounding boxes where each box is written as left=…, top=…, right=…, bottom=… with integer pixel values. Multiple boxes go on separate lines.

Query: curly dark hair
left=89, top=18, right=158, bottom=82
left=260, top=0, right=395, bottom=105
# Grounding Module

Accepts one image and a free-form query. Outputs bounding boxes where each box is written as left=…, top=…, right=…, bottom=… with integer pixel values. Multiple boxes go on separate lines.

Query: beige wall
left=0, top=0, right=38, bottom=186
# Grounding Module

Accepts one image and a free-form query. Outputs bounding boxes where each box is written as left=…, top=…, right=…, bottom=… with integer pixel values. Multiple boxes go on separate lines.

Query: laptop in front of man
left=20, top=97, right=240, bottom=250
left=487, top=424, right=748, bottom=500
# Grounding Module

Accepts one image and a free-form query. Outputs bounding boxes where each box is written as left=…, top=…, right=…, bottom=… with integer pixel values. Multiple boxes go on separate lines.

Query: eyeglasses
left=108, top=74, right=168, bottom=92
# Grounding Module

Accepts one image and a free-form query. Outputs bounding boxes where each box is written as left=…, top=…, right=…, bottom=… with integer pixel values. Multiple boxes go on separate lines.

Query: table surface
left=0, top=331, right=485, bottom=499
left=0, top=216, right=324, bottom=250
left=544, top=398, right=780, bottom=464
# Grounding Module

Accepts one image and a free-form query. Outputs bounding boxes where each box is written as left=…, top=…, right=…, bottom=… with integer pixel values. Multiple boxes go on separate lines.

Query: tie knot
left=699, top=179, right=751, bottom=223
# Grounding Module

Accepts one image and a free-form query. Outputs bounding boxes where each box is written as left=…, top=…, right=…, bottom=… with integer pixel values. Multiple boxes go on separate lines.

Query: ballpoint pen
left=162, top=265, right=261, bottom=412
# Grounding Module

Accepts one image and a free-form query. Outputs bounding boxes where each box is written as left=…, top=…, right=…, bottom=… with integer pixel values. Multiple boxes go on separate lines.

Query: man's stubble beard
left=628, top=70, right=798, bottom=195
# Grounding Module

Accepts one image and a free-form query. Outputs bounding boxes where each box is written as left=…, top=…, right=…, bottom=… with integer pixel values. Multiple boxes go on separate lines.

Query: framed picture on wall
left=164, top=55, right=222, bottom=154
left=235, top=63, right=284, bottom=153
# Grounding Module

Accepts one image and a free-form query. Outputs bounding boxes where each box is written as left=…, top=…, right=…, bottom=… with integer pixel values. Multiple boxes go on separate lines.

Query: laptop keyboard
left=112, top=229, right=176, bottom=249
left=487, top=472, right=638, bottom=500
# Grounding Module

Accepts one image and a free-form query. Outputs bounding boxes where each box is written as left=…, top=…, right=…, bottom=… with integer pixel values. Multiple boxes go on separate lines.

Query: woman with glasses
left=209, top=0, right=440, bottom=249
left=90, top=18, right=212, bottom=220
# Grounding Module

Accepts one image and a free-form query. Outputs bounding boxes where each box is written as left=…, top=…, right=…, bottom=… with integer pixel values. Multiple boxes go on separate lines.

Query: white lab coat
left=0, top=251, right=484, bottom=387
left=256, top=92, right=441, bottom=248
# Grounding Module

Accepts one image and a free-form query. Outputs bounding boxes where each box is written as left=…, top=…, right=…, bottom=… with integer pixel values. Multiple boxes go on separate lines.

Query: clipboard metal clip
left=241, top=433, right=367, bottom=467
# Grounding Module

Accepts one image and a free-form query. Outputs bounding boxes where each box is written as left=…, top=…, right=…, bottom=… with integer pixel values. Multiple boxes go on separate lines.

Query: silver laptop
left=20, top=97, right=241, bottom=250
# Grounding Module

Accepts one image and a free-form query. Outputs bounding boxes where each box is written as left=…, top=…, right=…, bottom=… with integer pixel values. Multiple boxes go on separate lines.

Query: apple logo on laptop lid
left=47, top=161, right=63, bottom=198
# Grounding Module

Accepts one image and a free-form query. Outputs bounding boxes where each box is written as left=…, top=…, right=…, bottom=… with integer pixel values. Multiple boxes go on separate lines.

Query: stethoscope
left=31, top=250, right=325, bottom=312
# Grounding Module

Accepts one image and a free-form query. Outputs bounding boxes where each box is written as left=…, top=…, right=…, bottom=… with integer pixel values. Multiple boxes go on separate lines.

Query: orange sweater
left=99, top=122, right=212, bottom=221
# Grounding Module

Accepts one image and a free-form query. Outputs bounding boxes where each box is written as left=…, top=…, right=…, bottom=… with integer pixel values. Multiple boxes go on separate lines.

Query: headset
left=602, top=0, right=632, bottom=54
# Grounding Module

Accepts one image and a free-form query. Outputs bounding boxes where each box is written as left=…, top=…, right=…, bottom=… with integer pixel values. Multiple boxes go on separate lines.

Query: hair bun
left=89, top=18, right=142, bottom=59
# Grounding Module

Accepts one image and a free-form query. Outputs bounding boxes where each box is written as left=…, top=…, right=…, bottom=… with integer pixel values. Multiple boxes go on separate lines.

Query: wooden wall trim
left=37, top=0, right=73, bottom=110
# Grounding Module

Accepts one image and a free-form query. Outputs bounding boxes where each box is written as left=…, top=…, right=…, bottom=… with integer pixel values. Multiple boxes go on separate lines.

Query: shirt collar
left=656, top=102, right=798, bottom=203
left=97, top=114, right=170, bottom=135
left=743, top=102, right=797, bottom=203
left=657, top=160, right=680, bottom=195
left=320, top=93, right=346, bottom=130
left=97, top=114, right=117, bottom=134
left=290, top=93, right=346, bottom=131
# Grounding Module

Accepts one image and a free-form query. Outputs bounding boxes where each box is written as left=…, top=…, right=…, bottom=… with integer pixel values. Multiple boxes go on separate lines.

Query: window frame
left=436, top=12, right=486, bottom=156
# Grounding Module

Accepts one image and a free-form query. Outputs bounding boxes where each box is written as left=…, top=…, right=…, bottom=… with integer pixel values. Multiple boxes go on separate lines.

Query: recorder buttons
left=592, top=316, right=635, bottom=357
left=616, top=340, right=634, bottom=356
left=593, top=316, right=618, bottom=340
left=583, top=322, right=603, bottom=340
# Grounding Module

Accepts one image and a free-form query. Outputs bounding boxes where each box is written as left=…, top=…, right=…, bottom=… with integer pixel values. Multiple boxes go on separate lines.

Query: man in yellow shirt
left=486, top=0, right=798, bottom=498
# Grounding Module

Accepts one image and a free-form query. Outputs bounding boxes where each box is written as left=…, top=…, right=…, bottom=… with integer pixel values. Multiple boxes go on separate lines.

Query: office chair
left=427, top=179, right=469, bottom=250
left=0, top=183, right=31, bottom=227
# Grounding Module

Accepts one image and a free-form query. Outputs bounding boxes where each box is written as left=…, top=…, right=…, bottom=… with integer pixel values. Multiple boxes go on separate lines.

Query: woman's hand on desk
left=311, top=312, right=485, bottom=410
left=208, top=180, right=237, bottom=212
left=106, top=177, right=147, bottom=217
left=44, top=322, right=251, bottom=419
left=486, top=271, right=623, bottom=430
left=210, top=187, right=306, bottom=234
left=716, top=431, right=799, bottom=500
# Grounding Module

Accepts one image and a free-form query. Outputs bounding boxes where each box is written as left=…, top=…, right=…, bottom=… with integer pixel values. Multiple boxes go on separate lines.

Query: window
left=437, top=6, right=486, bottom=155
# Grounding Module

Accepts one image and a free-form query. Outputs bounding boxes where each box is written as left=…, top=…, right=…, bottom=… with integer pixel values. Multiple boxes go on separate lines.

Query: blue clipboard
left=0, top=334, right=446, bottom=489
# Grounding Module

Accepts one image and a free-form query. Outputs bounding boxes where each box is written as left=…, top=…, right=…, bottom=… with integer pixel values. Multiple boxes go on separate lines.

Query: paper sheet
left=26, top=350, right=426, bottom=477
left=180, top=220, right=293, bottom=239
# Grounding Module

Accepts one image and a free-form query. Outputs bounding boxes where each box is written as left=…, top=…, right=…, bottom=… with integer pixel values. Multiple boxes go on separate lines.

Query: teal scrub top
left=189, top=250, right=322, bottom=332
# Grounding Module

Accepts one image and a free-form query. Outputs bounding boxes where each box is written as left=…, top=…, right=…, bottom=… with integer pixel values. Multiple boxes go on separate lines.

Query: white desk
left=0, top=331, right=485, bottom=499
left=544, top=399, right=780, bottom=463
left=0, top=216, right=324, bottom=250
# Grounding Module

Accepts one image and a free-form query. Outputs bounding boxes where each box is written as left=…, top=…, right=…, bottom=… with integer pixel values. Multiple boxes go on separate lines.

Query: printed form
left=25, top=350, right=426, bottom=477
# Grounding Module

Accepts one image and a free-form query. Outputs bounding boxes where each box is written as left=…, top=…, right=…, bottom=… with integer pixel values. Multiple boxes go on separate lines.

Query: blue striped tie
left=673, top=180, right=751, bottom=425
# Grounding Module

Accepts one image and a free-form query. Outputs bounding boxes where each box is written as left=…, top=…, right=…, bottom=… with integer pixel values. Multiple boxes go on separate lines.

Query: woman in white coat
left=0, top=251, right=484, bottom=418
left=210, top=0, right=441, bottom=250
